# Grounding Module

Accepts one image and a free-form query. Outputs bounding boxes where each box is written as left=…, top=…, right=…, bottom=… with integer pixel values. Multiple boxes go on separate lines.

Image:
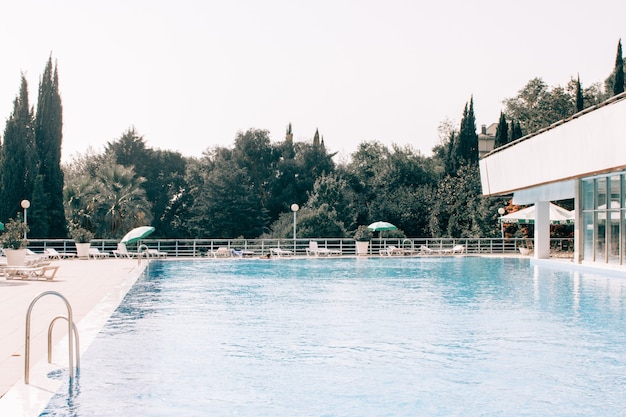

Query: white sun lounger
left=271, top=248, right=293, bottom=257
left=44, top=248, right=77, bottom=259
left=3, top=265, right=60, bottom=280
left=88, top=248, right=109, bottom=259
left=306, top=241, right=340, bottom=256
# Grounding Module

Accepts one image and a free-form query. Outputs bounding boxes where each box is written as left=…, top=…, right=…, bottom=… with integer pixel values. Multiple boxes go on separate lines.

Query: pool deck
left=0, top=258, right=146, bottom=417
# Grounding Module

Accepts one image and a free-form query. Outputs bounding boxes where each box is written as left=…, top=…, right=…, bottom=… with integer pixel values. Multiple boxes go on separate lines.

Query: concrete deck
left=0, top=257, right=146, bottom=416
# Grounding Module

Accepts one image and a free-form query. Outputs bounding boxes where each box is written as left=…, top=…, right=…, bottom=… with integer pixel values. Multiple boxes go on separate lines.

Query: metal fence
left=24, top=237, right=575, bottom=258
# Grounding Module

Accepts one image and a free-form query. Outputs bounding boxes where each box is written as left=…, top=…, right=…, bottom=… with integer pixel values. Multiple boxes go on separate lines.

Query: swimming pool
left=41, top=257, right=626, bottom=416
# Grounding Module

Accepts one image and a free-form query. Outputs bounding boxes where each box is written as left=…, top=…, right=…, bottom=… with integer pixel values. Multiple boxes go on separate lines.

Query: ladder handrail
left=48, top=316, right=80, bottom=368
left=25, top=291, right=77, bottom=384
left=137, top=243, right=149, bottom=266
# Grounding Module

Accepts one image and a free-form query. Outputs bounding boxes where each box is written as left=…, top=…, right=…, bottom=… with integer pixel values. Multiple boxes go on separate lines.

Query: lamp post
left=21, top=199, right=30, bottom=239
left=291, top=203, right=299, bottom=252
left=498, top=207, right=506, bottom=240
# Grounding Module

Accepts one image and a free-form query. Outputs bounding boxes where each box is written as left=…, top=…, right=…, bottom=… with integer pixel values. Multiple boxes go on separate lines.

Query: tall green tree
left=511, top=120, right=523, bottom=141
left=29, top=175, right=49, bottom=237
left=503, top=78, right=548, bottom=135
left=90, top=164, right=153, bottom=238
left=454, top=96, right=478, bottom=167
left=105, top=128, right=188, bottom=237
left=0, top=75, right=37, bottom=222
left=614, top=38, right=624, bottom=95
left=63, top=153, right=152, bottom=238
left=307, top=173, right=355, bottom=230
left=34, top=57, right=66, bottom=237
left=267, top=127, right=336, bottom=221
left=494, top=111, right=508, bottom=148
left=185, top=147, right=267, bottom=238
left=505, top=77, right=603, bottom=136
left=429, top=165, right=483, bottom=238
left=232, top=129, right=277, bottom=209
left=575, top=75, right=584, bottom=112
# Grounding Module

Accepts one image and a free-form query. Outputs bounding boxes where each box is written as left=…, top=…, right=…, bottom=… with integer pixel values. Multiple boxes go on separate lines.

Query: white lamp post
left=498, top=207, right=506, bottom=240
left=21, top=199, right=31, bottom=239
left=291, top=203, right=299, bottom=252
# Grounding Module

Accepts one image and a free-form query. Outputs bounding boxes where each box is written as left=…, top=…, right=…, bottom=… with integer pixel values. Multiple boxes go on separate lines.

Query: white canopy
left=499, top=203, right=574, bottom=225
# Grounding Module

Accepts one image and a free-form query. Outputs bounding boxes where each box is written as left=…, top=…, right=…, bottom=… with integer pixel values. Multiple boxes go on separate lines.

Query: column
left=534, top=201, right=550, bottom=259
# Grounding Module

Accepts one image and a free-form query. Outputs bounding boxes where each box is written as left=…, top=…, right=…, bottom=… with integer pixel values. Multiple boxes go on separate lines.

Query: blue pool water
left=41, top=257, right=626, bottom=416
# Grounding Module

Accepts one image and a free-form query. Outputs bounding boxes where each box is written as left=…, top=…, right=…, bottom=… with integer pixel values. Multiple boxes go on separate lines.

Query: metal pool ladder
left=25, top=291, right=80, bottom=384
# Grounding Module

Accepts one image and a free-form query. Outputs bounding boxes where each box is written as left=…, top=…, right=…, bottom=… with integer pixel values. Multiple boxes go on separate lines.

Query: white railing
left=23, top=237, right=574, bottom=258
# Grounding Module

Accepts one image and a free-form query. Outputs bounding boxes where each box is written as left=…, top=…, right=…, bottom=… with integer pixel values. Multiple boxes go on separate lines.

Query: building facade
left=479, top=92, right=626, bottom=267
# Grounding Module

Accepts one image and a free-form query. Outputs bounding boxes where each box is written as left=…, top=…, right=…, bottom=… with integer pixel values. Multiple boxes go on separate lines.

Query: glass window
left=608, top=211, right=620, bottom=264
left=596, top=177, right=607, bottom=209
left=582, top=179, right=594, bottom=210
left=622, top=174, right=626, bottom=208
left=583, top=212, right=594, bottom=261
left=620, top=211, right=626, bottom=265
left=596, top=212, right=607, bottom=263
left=610, top=175, right=621, bottom=209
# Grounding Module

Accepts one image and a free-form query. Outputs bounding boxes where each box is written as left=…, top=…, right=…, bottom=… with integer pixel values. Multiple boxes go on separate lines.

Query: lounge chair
left=25, top=249, right=51, bottom=265
left=3, top=265, right=59, bottom=280
left=381, top=245, right=401, bottom=256
left=306, top=241, right=340, bottom=257
left=146, top=248, right=168, bottom=258
left=419, top=245, right=438, bottom=255
left=44, top=248, right=76, bottom=260
left=231, top=248, right=255, bottom=258
left=113, top=243, right=138, bottom=259
left=209, top=247, right=231, bottom=258
left=88, top=248, right=109, bottom=259
left=443, top=244, right=466, bottom=254
left=271, top=248, right=293, bottom=257
left=451, top=244, right=465, bottom=254
left=381, top=245, right=415, bottom=256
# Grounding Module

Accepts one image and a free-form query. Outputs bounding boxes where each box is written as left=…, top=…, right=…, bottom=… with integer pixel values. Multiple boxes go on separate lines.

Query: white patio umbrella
left=120, top=226, right=155, bottom=245
left=499, top=203, right=574, bottom=225
left=367, top=221, right=398, bottom=231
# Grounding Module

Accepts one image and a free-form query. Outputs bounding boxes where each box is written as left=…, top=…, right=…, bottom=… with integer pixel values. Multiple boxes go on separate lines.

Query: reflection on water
left=41, top=257, right=626, bottom=416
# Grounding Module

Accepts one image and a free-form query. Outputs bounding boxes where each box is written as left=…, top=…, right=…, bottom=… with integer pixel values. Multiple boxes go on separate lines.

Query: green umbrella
left=367, top=221, right=398, bottom=231
left=120, top=226, right=155, bottom=245
left=0, top=222, right=4, bottom=231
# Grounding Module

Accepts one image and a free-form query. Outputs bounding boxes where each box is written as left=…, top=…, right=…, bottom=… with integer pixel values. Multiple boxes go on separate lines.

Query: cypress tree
left=575, top=75, right=584, bottom=112
left=313, top=128, right=320, bottom=146
left=614, top=39, right=624, bottom=95
left=445, top=131, right=457, bottom=175
left=494, top=111, right=508, bottom=148
left=455, top=96, right=478, bottom=166
left=34, top=57, right=67, bottom=237
left=29, top=174, right=50, bottom=237
left=0, top=75, right=37, bottom=222
left=511, top=120, right=523, bottom=141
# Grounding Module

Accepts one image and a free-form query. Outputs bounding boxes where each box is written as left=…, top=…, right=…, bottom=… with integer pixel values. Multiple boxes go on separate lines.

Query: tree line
left=1, top=40, right=625, bottom=241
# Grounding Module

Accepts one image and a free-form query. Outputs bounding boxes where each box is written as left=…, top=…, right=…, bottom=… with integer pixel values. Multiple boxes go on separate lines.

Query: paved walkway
left=0, top=257, right=146, bottom=416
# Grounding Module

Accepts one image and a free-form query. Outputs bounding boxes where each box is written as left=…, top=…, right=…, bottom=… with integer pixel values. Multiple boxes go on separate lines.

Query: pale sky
left=1, top=0, right=624, bottom=163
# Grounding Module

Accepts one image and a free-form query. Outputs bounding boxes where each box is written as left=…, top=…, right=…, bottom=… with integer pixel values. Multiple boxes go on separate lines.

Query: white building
left=479, top=92, right=626, bottom=267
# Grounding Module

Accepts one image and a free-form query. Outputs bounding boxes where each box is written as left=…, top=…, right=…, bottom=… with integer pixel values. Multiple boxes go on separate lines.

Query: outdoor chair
left=113, top=243, right=138, bottom=259
left=3, top=265, right=59, bottom=280
left=209, top=247, right=231, bottom=258
left=146, top=248, right=168, bottom=258
left=306, top=241, right=340, bottom=256
left=231, top=248, right=255, bottom=258
left=419, top=245, right=438, bottom=255
left=88, top=248, right=110, bottom=259
left=44, top=248, right=76, bottom=260
left=270, top=248, right=293, bottom=257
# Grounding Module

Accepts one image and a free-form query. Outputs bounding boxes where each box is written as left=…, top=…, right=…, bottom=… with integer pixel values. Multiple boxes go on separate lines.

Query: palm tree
left=90, top=164, right=153, bottom=238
